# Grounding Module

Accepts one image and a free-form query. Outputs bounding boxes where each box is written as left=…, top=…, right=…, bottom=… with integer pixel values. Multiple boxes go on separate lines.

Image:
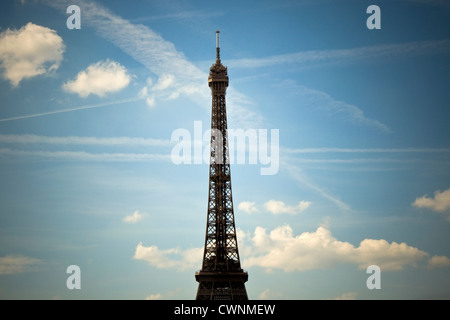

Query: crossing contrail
left=0, top=97, right=143, bottom=122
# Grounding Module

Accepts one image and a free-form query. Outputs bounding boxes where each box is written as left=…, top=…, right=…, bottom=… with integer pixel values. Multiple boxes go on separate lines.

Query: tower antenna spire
left=216, top=30, right=220, bottom=62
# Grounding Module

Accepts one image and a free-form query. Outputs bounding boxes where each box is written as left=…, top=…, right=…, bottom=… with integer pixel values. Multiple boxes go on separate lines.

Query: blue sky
left=0, top=0, right=449, bottom=300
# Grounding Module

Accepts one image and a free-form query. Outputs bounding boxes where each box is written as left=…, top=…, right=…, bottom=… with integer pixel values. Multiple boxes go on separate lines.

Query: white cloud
left=144, top=289, right=180, bottom=300
left=412, top=189, right=450, bottom=219
left=138, top=77, right=157, bottom=108
left=257, top=289, right=282, bottom=300
left=145, top=293, right=163, bottom=300
left=0, top=22, right=65, bottom=86
left=297, top=200, right=311, bottom=212
left=331, top=292, right=358, bottom=300
left=152, top=73, right=175, bottom=91
left=243, top=225, right=429, bottom=272
left=63, top=59, right=131, bottom=97
left=123, top=210, right=144, bottom=223
left=427, top=255, right=450, bottom=269
left=138, top=86, right=148, bottom=98
left=264, top=200, right=295, bottom=214
left=145, top=96, right=156, bottom=108
left=238, top=200, right=310, bottom=214
left=0, top=255, right=42, bottom=275
left=264, top=200, right=311, bottom=215
left=134, top=244, right=178, bottom=269
left=133, top=243, right=203, bottom=271
left=238, top=201, right=259, bottom=214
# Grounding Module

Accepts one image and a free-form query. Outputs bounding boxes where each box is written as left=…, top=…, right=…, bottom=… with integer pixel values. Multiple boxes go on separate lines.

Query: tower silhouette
left=195, top=31, right=248, bottom=300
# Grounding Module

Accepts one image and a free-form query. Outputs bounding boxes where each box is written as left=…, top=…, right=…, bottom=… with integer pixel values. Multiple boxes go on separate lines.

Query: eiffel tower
left=195, top=31, right=248, bottom=300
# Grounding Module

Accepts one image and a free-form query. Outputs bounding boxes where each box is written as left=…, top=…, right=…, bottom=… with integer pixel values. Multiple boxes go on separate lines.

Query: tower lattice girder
left=195, top=31, right=248, bottom=300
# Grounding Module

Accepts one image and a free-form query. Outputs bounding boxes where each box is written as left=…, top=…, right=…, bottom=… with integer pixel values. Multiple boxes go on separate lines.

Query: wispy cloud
left=0, top=255, right=42, bottom=275
left=284, top=147, right=450, bottom=154
left=0, top=97, right=142, bottom=122
left=281, top=148, right=450, bottom=209
left=0, top=133, right=173, bottom=162
left=0, top=148, right=171, bottom=162
left=281, top=161, right=351, bottom=212
left=228, top=39, right=450, bottom=70
left=0, top=134, right=172, bottom=147
left=283, top=146, right=450, bottom=167
left=288, top=158, right=425, bottom=165
left=131, top=9, right=224, bottom=23
left=279, top=80, right=391, bottom=133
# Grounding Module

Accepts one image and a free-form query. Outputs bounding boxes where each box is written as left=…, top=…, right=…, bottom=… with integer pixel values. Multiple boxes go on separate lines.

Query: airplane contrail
left=0, top=97, right=143, bottom=122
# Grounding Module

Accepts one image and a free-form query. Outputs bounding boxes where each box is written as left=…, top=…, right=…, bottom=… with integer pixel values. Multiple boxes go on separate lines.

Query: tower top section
left=209, top=30, right=228, bottom=86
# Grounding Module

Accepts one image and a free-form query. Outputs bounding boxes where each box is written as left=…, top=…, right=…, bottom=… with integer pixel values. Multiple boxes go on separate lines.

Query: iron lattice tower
left=195, top=31, right=248, bottom=300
